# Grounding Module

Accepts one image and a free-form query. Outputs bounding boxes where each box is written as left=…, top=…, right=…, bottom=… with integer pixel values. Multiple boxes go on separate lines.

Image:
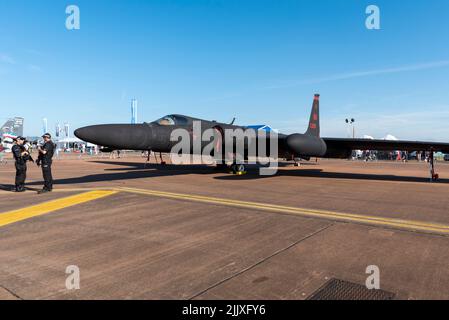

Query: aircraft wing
left=323, top=138, right=449, bottom=153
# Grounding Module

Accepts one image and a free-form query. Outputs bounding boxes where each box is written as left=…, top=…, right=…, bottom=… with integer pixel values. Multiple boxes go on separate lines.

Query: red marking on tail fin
left=306, top=94, right=320, bottom=137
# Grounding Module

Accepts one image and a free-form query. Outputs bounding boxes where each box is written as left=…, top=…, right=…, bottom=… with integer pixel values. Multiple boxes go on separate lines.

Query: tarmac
left=1, top=153, right=449, bottom=300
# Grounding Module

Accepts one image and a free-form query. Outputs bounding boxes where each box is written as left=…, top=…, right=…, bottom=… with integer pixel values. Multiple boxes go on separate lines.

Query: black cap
left=14, top=136, right=25, bottom=141
left=42, top=133, right=52, bottom=139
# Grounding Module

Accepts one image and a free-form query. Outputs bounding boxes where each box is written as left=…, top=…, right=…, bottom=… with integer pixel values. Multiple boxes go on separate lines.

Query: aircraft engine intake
left=286, top=133, right=327, bottom=157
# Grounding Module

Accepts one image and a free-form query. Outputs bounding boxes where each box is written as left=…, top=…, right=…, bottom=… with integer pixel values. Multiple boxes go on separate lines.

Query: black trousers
left=15, top=163, right=27, bottom=189
left=41, top=163, right=53, bottom=190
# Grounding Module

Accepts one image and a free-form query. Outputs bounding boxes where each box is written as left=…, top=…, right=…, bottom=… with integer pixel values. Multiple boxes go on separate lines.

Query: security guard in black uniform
left=12, top=136, right=29, bottom=192
left=37, top=133, right=55, bottom=194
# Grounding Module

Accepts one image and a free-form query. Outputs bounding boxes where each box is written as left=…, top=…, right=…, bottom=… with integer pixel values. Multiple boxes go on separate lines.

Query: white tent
left=56, top=137, right=82, bottom=144
left=55, top=137, right=96, bottom=151
left=383, top=134, right=398, bottom=141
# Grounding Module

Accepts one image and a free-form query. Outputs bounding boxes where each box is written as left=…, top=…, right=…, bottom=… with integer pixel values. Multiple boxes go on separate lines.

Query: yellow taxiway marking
left=0, top=190, right=117, bottom=228
left=52, top=188, right=111, bottom=193
left=2, top=185, right=447, bottom=235
left=119, top=186, right=449, bottom=235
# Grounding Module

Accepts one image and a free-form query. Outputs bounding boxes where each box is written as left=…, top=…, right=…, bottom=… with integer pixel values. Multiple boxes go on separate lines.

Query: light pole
left=345, top=118, right=356, bottom=138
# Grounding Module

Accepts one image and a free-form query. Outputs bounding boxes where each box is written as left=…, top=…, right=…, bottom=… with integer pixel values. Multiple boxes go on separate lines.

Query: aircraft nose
left=74, top=126, right=100, bottom=143
left=74, top=124, right=153, bottom=150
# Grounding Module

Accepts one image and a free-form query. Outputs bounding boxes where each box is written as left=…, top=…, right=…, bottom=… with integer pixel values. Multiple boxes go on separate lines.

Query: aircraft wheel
left=237, top=164, right=246, bottom=173
left=231, top=164, right=246, bottom=175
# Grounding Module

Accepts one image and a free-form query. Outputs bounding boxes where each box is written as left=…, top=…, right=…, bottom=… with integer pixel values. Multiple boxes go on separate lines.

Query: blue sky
left=1, top=0, right=449, bottom=140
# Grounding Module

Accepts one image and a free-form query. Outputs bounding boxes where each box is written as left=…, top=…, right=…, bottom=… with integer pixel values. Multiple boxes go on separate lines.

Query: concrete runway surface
left=1, top=154, right=449, bottom=300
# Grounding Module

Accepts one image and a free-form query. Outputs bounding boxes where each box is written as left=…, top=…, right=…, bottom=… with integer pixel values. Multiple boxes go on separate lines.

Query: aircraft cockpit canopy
left=155, top=115, right=189, bottom=126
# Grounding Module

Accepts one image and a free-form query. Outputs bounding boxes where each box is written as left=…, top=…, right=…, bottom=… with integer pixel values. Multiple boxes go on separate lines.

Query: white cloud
left=273, top=107, right=449, bottom=141
left=0, top=53, right=15, bottom=65
left=264, top=60, right=449, bottom=89
left=26, top=49, right=45, bottom=57
left=325, top=108, right=449, bottom=141
left=0, top=53, right=43, bottom=73
left=28, top=64, right=42, bottom=72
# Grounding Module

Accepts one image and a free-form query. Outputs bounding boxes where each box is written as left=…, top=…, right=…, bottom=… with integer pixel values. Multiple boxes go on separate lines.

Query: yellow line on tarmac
left=0, top=190, right=118, bottom=228
left=51, top=188, right=112, bottom=193
left=118, top=186, right=449, bottom=235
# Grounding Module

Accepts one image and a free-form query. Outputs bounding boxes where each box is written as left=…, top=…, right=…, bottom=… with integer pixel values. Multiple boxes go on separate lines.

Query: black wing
left=323, top=138, right=449, bottom=154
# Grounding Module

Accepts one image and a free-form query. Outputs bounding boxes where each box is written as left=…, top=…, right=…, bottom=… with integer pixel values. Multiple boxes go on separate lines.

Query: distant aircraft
left=75, top=95, right=449, bottom=180
left=1, top=117, right=24, bottom=153
left=1, top=117, right=24, bottom=136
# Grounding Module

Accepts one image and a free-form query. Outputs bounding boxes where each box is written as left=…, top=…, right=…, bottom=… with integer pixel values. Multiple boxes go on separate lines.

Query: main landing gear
left=215, top=162, right=247, bottom=175
left=230, top=163, right=247, bottom=175
left=215, top=150, right=247, bottom=175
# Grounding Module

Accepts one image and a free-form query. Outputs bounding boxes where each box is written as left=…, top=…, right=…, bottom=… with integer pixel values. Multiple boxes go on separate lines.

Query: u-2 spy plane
left=75, top=94, right=449, bottom=180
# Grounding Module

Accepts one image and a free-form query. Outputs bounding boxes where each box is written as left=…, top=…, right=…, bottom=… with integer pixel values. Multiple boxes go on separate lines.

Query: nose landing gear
left=230, top=163, right=247, bottom=175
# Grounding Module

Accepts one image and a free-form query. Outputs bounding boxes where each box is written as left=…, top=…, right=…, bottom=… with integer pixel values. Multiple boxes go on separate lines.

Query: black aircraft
left=75, top=94, right=449, bottom=180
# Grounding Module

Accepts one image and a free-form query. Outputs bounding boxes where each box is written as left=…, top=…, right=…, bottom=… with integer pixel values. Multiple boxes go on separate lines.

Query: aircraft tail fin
left=1, top=118, right=24, bottom=136
left=1, top=119, right=13, bottom=134
left=305, top=94, right=320, bottom=137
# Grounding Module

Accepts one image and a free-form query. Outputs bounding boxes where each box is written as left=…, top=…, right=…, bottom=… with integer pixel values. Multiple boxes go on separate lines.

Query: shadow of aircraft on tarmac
left=16, top=160, right=449, bottom=187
